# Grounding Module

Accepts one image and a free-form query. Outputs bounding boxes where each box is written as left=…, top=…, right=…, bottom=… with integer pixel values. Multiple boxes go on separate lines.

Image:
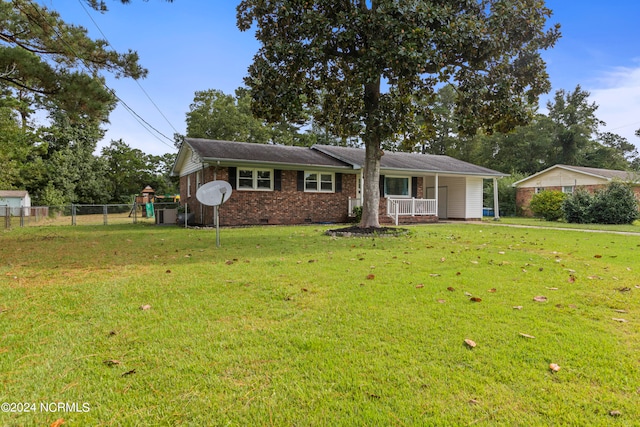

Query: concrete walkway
left=478, top=221, right=640, bottom=236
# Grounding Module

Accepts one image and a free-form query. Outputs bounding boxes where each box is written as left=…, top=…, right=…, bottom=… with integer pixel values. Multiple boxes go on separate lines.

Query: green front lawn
left=1, top=223, right=638, bottom=425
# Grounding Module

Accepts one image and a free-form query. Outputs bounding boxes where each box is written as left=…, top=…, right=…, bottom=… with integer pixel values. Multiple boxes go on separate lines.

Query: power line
left=76, top=0, right=181, bottom=137
left=26, top=0, right=177, bottom=150
left=607, top=120, right=640, bottom=134
left=108, top=87, right=178, bottom=147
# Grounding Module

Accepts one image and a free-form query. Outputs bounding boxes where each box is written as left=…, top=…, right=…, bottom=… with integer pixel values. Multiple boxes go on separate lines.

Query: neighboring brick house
left=513, top=164, right=640, bottom=216
left=171, top=138, right=507, bottom=226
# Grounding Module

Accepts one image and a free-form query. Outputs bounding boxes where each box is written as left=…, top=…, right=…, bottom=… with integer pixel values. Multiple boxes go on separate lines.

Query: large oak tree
left=237, top=0, right=560, bottom=227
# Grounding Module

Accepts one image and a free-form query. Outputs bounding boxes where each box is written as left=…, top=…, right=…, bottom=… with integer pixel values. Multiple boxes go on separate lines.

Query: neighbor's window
left=535, top=187, right=545, bottom=194
left=385, top=176, right=410, bottom=197
left=238, top=169, right=273, bottom=190
left=305, top=172, right=334, bottom=192
left=562, top=186, right=574, bottom=194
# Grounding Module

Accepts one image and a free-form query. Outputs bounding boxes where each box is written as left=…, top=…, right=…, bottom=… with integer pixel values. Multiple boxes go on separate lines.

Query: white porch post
left=493, top=177, right=500, bottom=220
left=435, top=174, right=439, bottom=217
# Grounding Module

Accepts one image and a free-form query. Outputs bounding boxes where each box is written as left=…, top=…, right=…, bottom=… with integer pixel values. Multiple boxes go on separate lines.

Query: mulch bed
left=324, top=226, right=410, bottom=237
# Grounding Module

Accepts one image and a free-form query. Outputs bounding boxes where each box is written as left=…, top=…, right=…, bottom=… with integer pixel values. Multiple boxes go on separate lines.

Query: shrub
left=563, top=189, right=594, bottom=223
left=589, top=181, right=639, bottom=224
left=352, top=205, right=363, bottom=223
left=529, top=190, right=567, bottom=221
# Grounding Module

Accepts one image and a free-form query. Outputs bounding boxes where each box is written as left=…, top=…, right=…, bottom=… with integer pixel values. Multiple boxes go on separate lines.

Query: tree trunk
left=360, top=79, right=382, bottom=228
left=360, top=139, right=382, bottom=227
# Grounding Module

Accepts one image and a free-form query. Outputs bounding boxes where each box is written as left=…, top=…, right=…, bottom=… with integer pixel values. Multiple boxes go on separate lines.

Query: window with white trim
left=562, top=186, right=574, bottom=194
left=237, top=169, right=273, bottom=190
left=385, top=176, right=410, bottom=197
left=187, top=175, right=191, bottom=197
left=535, top=187, right=545, bottom=194
left=304, top=171, right=334, bottom=192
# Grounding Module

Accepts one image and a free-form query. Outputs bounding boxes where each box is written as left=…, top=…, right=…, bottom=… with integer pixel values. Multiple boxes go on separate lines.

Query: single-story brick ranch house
left=171, top=138, right=507, bottom=226
left=514, top=164, right=640, bottom=216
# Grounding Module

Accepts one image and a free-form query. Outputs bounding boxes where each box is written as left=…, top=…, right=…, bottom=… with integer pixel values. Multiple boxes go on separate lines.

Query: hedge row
left=529, top=181, right=639, bottom=224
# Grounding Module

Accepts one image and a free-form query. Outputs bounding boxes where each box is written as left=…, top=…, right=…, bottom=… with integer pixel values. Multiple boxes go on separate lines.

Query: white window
left=196, top=171, right=202, bottom=189
left=305, top=171, right=334, bottom=192
left=237, top=169, right=273, bottom=190
left=535, top=187, right=545, bottom=194
left=562, top=186, right=574, bottom=194
left=187, top=175, right=191, bottom=197
left=385, top=176, right=410, bottom=197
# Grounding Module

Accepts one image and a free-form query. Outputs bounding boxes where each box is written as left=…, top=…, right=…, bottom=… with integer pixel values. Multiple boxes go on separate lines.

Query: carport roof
left=313, top=145, right=507, bottom=176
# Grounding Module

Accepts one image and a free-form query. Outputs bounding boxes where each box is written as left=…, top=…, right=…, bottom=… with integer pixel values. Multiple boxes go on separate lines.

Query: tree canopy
left=185, top=87, right=340, bottom=147
left=546, top=85, right=603, bottom=165
left=463, top=85, right=639, bottom=174
left=237, top=0, right=560, bottom=227
left=0, top=0, right=149, bottom=124
left=0, top=0, right=177, bottom=205
left=186, top=88, right=272, bottom=143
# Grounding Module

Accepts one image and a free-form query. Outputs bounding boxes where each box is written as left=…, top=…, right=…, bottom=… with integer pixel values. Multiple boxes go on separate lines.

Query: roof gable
left=513, top=164, right=639, bottom=187
left=560, top=165, right=638, bottom=180
left=180, top=138, right=351, bottom=170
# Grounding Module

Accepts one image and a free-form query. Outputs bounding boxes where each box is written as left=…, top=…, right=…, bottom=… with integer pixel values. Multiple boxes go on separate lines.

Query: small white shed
left=0, top=190, right=31, bottom=216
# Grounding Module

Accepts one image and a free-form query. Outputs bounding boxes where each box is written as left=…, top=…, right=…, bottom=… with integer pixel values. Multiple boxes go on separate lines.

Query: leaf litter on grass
left=4, top=224, right=640, bottom=425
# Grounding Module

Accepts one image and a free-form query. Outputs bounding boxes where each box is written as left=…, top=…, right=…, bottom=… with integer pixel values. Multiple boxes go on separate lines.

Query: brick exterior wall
left=180, top=166, right=439, bottom=226
left=181, top=167, right=358, bottom=226
left=515, top=187, right=537, bottom=217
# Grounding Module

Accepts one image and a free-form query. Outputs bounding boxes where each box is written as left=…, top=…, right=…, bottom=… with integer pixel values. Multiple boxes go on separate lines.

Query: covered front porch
left=349, top=196, right=438, bottom=225
left=348, top=173, right=501, bottom=225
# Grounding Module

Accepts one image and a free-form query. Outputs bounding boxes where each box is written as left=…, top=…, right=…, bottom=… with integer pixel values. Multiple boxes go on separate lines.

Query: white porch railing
left=387, top=198, right=437, bottom=225
left=348, top=197, right=362, bottom=217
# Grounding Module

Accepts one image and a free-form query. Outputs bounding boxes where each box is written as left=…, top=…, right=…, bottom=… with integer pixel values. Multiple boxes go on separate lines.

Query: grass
left=1, top=223, right=639, bottom=426
left=2, top=211, right=156, bottom=228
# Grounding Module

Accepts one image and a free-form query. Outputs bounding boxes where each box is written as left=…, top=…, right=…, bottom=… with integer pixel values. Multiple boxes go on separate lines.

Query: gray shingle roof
left=512, top=164, right=640, bottom=187
left=179, top=138, right=507, bottom=177
left=313, top=145, right=507, bottom=176
left=558, top=165, right=638, bottom=181
left=186, top=138, right=351, bottom=168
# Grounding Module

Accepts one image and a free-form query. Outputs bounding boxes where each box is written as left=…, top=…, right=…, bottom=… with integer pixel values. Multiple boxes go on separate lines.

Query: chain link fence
left=1, top=203, right=180, bottom=229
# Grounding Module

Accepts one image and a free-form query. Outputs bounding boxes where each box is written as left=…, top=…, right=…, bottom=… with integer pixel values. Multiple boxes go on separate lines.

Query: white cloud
left=589, top=65, right=640, bottom=148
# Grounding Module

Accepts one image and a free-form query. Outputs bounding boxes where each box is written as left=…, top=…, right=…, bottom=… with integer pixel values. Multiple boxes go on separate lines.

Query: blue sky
left=38, top=1, right=640, bottom=156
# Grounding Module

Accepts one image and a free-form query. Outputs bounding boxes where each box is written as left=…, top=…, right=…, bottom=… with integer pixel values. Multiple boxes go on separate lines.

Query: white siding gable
left=517, top=169, right=609, bottom=188
left=175, top=147, right=203, bottom=177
